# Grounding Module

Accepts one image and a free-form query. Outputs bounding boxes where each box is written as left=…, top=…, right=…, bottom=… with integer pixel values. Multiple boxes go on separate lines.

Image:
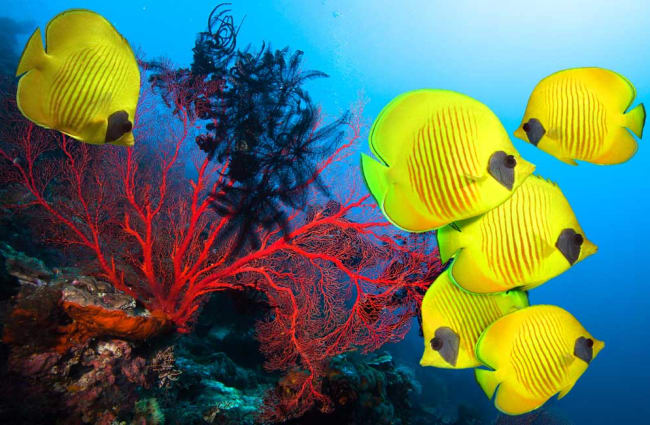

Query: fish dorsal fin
left=45, top=9, right=127, bottom=55
left=556, top=67, right=637, bottom=112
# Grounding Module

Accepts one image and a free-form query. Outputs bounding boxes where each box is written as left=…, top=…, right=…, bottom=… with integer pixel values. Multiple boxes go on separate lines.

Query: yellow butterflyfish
left=514, top=67, right=645, bottom=165
left=437, top=175, right=597, bottom=293
left=420, top=270, right=528, bottom=369
left=474, top=305, right=604, bottom=415
left=361, top=89, right=535, bottom=232
left=15, top=9, right=140, bottom=146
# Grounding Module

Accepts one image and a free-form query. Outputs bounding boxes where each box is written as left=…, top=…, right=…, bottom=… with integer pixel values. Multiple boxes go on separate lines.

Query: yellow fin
left=16, top=28, right=47, bottom=75
left=596, top=126, right=638, bottom=164
left=463, top=172, right=488, bottom=182
left=557, top=382, right=576, bottom=400
left=436, top=224, right=464, bottom=263
left=110, top=132, right=135, bottom=147
left=45, top=9, right=127, bottom=54
left=475, top=368, right=499, bottom=400
left=16, top=64, right=51, bottom=129
left=383, top=180, right=436, bottom=232
left=360, top=153, right=389, bottom=207
left=494, top=381, right=547, bottom=415
left=625, top=103, right=646, bottom=138
left=448, top=249, right=504, bottom=293
left=367, top=91, right=416, bottom=165
left=556, top=67, right=637, bottom=111
left=475, top=309, right=520, bottom=369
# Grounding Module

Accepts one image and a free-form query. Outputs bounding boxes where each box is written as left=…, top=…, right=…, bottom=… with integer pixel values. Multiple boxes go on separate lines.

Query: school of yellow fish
left=362, top=70, right=644, bottom=415
left=12, top=7, right=647, bottom=418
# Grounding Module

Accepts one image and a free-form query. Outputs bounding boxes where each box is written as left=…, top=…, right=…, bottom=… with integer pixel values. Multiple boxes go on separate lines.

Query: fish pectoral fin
left=463, top=172, right=488, bottom=183
left=558, top=157, right=578, bottom=166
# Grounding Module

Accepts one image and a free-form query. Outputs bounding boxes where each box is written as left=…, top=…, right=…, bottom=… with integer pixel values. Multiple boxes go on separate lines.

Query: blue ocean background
left=4, top=1, right=649, bottom=424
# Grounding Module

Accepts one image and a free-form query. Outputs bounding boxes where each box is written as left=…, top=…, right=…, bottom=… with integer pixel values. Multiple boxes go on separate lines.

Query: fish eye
left=430, top=337, right=443, bottom=351
left=504, top=155, right=517, bottom=168
left=573, top=233, right=584, bottom=246
left=586, top=338, right=593, bottom=347
left=523, top=123, right=530, bottom=132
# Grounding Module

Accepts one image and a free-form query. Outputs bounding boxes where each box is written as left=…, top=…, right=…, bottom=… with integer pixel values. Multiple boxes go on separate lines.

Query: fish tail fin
left=16, top=28, right=47, bottom=75
left=475, top=368, right=499, bottom=400
left=361, top=153, right=390, bottom=207
left=436, top=224, right=464, bottom=263
left=625, top=103, right=646, bottom=139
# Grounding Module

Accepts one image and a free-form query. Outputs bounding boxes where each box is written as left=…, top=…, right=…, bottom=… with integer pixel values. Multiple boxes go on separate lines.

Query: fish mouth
left=581, top=239, right=598, bottom=259
left=513, top=126, right=526, bottom=141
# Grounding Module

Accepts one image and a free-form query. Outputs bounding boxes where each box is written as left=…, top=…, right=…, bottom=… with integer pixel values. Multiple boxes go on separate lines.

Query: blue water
left=4, top=1, right=649, bottom=423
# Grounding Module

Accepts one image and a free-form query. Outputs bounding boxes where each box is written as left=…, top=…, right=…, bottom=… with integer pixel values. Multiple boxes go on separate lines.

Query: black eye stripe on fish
left=106, top=110, right=132, bottom=143
left=431, top=326, right=459, bottom=367
left=523, top=118, right=546, bottom=146
left=488, top=150, right=515, bottom=190
left=574, top=336, right=594, bottom=363
left=555, top=228, right=583, bottom=265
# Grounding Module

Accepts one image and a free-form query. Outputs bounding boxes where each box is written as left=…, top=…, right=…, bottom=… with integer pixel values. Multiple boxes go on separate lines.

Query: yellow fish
left=514, top=67, right=645, bottom=165
left=420, top=270, right=528, bottom=369
left=475, top=305, right=604, bottom=415
left=437, top=175, right=597, bottom=293
left=361, top=89, right=535, bottom=232
left=15, top=9, right=140, bottom=146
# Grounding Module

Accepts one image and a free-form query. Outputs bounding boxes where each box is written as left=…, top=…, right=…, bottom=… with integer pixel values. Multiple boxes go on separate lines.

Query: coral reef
left=0, top=70, right=442, bottom=418
left=0, top=245, right=176, bottom=424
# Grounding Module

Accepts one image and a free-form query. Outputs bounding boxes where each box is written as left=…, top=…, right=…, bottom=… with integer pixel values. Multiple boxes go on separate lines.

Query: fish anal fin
left=449, top=249, right=504, bottom=293
left=383, top=181, right=437, bottom=232
left=559, top=157, right=578, bottom=166
left=494, top=380, right=546, bottom=415
left=77, top=117, right=107, bottom=145
left=557, top=380, right=576, bottom=400
left=595, top=126, right=638, bottom=165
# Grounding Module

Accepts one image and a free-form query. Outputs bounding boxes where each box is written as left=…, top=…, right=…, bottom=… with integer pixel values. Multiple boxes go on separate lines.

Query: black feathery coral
left=148, top=3, right=348, bottom=256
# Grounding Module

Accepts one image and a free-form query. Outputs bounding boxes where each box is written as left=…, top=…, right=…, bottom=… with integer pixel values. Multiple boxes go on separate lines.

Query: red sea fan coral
left=0, top=71, right=442, bottom=419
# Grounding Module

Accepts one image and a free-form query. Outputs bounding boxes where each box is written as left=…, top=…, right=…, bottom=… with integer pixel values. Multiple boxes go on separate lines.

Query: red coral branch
left=0, top=69, right=441, bottom=420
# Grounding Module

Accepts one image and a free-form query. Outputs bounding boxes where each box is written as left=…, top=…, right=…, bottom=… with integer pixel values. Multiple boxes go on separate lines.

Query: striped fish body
left=419, top=270, right=528, bottom=369
left=474, top=305, right=604, bottom=415
left=514, top=67, right=645, bottom=165
left=437, top=175, right=597, bottom=293
left=16, top=9, right=140, bottom=146
left=361, top=89, right=535, bottom=232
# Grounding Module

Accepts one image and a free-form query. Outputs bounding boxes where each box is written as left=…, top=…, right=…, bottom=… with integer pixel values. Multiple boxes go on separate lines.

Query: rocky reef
left=0, top=243, right=506, bottom=425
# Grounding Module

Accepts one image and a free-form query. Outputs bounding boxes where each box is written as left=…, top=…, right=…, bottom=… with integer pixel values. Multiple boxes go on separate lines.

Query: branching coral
left=0, top=66, right=441, bottom=420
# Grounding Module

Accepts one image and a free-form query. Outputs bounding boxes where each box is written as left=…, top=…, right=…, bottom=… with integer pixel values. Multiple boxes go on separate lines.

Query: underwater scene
left=0, top=1, right=648, bottom=424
